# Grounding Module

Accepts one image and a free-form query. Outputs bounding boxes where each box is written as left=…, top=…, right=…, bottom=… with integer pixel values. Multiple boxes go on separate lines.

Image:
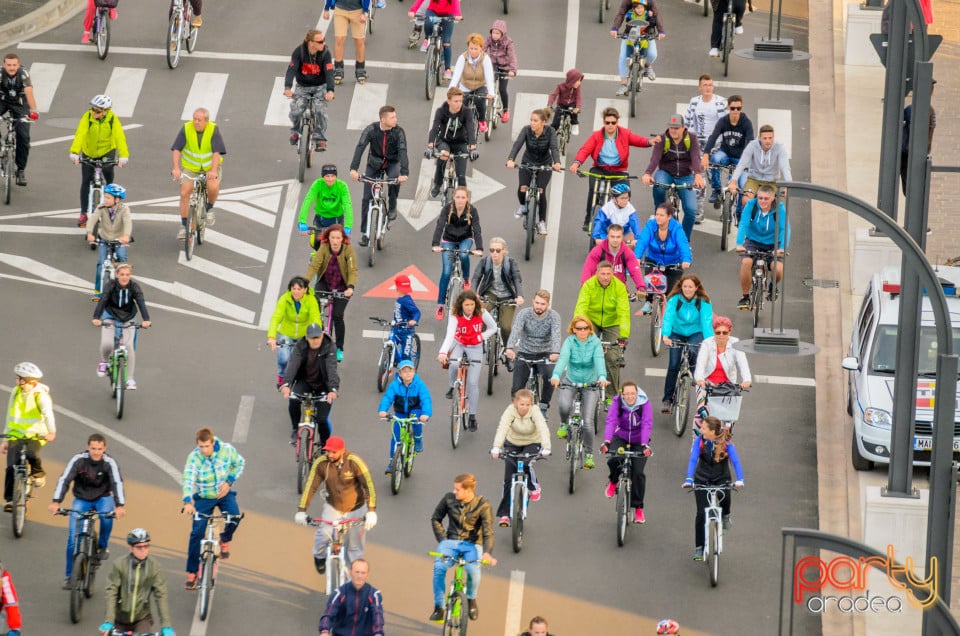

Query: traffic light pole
left=876, top=0, right=910, bottom=220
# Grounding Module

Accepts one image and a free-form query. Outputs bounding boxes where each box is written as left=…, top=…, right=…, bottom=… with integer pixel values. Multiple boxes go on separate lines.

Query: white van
left=842, top=265, right=960, bottom=470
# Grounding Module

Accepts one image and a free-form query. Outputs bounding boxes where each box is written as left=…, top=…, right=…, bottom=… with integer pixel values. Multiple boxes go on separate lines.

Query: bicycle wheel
left=411, top=334, right=422, bottom=370
left=377, top=341, right=394, bottom=392
left=650, top=297, right=663, bottom=357
left=708, top=521, right=720, bottom=586
left=114, top=356, right=125, bottom=418
left=674, top=372, right=689, bottom=436
left=491, top=93, right=501, bottom=130
left=296, top=427, right=311, bottom=494
left=451, top=590, right=469, bottom=635
left=722, top=16, right=733, bottom=76
left=367, top=207, right=379, bottom=267
left=376, top=212, right=386, bottom=251
left=425, top=44, right=439, bottom=99
left=69, top=553, right=86, bottom=623
left=598, top=0, right=606, bottom=23
left=446, top=276, right=462, bottom=316
left=198, top=556, right=214, bottom=620
left=329, top=555, right=342, bottom=592
left=615, top=479, right=628, bottom=546
left=503, top=0, right=509, bottom=14
left=752, top=286, right=762, bottom=328
left=628, top=63, right=639, bottom=119
left=186, top=13, right=199, bottom=52
left=184, top=206, right=196, bottom=260
left=166, top=12, right=182, bottom=69
left=720, top=194, right=732, bottom=251
left=83, top=549, right=97, bottom=599
left=567, top=425, right=579, bottom=494
left=557, top=119, right=569, bottom=157
left=703, top=0, right=710, bottom=17
left=367, top=1, right=375, bottom=34
left=403, top=437, right=416, bottom=477
left=390, top=445, right=404, bottom=495
left=525, top=195, right=536, bottom=261
left=96, top=11, right=110, bottom=60
left=2, top=150, right=12, bottom=205
left=297, top=121, right=310, bottom=183
left=484, top=108, right=493, bottom=142
left=450, top=386, right=462, bottom=449
left=11, top=474, right=25, bottom=538
left=511, top=481, right=524, bottom=553
left=486, top=333, right=498, bottom=396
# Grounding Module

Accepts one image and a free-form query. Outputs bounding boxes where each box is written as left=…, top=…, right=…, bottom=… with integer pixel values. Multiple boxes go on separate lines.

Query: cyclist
left=429, top=473, right=497, bottom=622
left=547, top=69, right=583, bottom=136
left=484, top=20, right=518, bottom=124
left=388, top=274, right=421, bottom=365
left=642, top=114, right=704, bottom=240
left=48, top=433, right=126, bottom=589
left=3, top=362, right=55, bottom=512
left=661, top=274, right=713, bottom=413
left=656, top=618, right=680, bottom=634
left=70, top=95, right=130, bottom=228
left=634, top=202, right=692, bottom=317
left=100, top=529, right=174, bottom=636
left=85, top=183, right=131, bottom=300
left=0, top=560, right=21, bottom=636
left=0, top=53, right=38, bottom=187
left=600, top=380, right=652, bottom=524
left=321, top=0, right=370, bottom=85
left=450, top=33, right=495, bottom=134
left=283, top=30, right=336, bottom=151
left=171, top=107, right=225, bottom=237
left=490, top=389, right=551, bottom=526
left=574, top=261, right=631, bottom=395
left=700, top=94, right=753, bottom=207
left=180, top=427, right=245, bottom=590
left=589, top=182, right=641, bottom=248
left=281, top=323, right=340, bottom=445
left=694, top=315, right=751, bottom=428
left=409, top=0, right=464, bottom=79
left=505, top=289, right=562, bottom=416
left=571, top=107, right=658, bottom=232
left=378, top=360, right=432, bottom=473
left=438, top=289, right=496, bottom=431
left=349, top=105, right=410, bottom=247
left=319, top=559, right=384, bottom=636
left=583, top=224, right=644, bottom=292
left=682, top=415, right=744, bottom=560
left=612, top=0, right=666, bottom=94
left=684, top=74, right=727, bottom=223
left=301, top=165, right=353, bottom=241
left=93, top=262, right=151, bottom=390
left=729, top=123, right=791, bottom=203
left=305, top=224, right=358, bottom=362
left=506, top=107, right=561, bottom=236
left=267, top=276, right=321, bottom=388
left=521, top=616, right=552, bottom=636
left=295, top=436, right=378, bottom=574
left=426, top=87, right=478, bottom=198
left=472, top=237, right=523, bottom=348
left=734, top=183, right=790, bottom=309
left=81, top=0, right=118, bottom=43
left=431, top=185, right=484, bottom=320
left=709, top=0, right=748, bottom=58
left=550, top=316, right=607, bottom=469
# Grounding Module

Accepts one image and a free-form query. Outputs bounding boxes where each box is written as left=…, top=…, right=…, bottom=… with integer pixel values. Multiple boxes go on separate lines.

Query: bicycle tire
left=186, top=12, right=199, bottom=53
left=403, top=436, right=416, bottom=477
left=166, top=12, right=182, bottom=69
left=453, top=589, right=469, bottom=635
left=446, top=276, right=462, bottom=317
left=484, top=108, right=493, bottom=142
left=616, top=479, right=628, bottom=546
left=511, top=481, right=524, bottom=553
left=297, top=121, right=310, bottom=183
left=425, top=44, right=439, bottom=99
left=450, top=385, right=462, bottom=449
left=69, top=553, right=86, bottom=623
left=628, top=63, right=639, bottom=119
left=377, top=341, right=394, bottom=392
left=101, top=258, right=114, bottom=293
left=198, top=555, right=214, bottom=620
left=329, top=555, right=342, bottom=592
left=390, top=447, right=404, bottom=495
left=442, top=185, right=455, bottom=209
left=96, top=11, right=110, bottom=60
left=83, top=546, right=97, bottom=599
left=525, top=194, right=536, bottom=261
left=367, top=207, right=379, bottom=267
left=557, top=119, right=569, bottom=157
left=503, top=0, right=509, bottom=14
left=491, top=92, right=501, bottom=130
left=184, top=205, right=196, bottom=260
left=674, top=372, right=689, bottom=436
left=708, top=521, right=720, bottom=586
left=752, top=285, right=762, bottom=328
left=598, top=0, right=606, bottom=23
left=486, top=333, right=498, bottom=396
left=11, top=473, right=25, bottom=538
left=720, top=194, right=732, bottom=251
left=296, top=427, right=311, bottom=494
left=650, top=297, right=663, bottom=357
left=722, top=16, right=733, bottom=76
left=567, top=424, right=579, bottom=494
left=2, top=150, right=12, bottom=205
left=367, top=1, right=375, bottom=35
left=411, top=334, right=422, bottom=370
left=606, top=0, right=612, bottom=8
left=703, top=0, right=710, bottom=17
left=114, top=356, right=125, bottom=418
left=376, top=214, right=386, bottom=251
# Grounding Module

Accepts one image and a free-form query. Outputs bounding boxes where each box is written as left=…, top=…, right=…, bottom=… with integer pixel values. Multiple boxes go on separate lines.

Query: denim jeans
left=433, top=540, right=482, bottom=606
left=65, top=496, right=115, bottom=577
left=663, top=332, right=703, bottom=403
left=557, top=384, right=599, bottom=453
left=424, top=10, right=455, bottom=69
left=437, top=239, right=474, bottom=305
left=276, top=334, right=294, bottom=378
left=618, top=38, right=657, bottom=77
left=94, top=243, right=127, bottom=292
left=708, top=150, right=747, bottom=193
left=186, top=491, right=241, bottom=574
left=389, top=326, right=418, bottom=365
left=389, top=419, right=423, bottom=459
left=652, top=169, right=698, bottom=240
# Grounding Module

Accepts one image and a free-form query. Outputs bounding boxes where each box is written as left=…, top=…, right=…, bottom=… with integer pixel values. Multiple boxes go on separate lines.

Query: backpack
left=672, top=294, right=702, bottom=313
left=663, top=132, right=691, bottom=152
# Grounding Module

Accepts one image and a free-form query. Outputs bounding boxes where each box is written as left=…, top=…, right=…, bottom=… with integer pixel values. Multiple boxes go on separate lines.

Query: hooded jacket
left=551, top=333, right=607, bottom=385
left=604, top=390, right=653, bottom=446
left=483, top=20, right=518, bottom=72
left=582, top=239, right=644, bottom=290
left=634, top=216, right=692, bottom=265
left=548, top=69, right=584, bottom=109
left=306, top=241, right=359, bottom=290
left=378, top=373, right=433, bottom=418
left=428, top=101, right=477, bottom=146
left=104, top=554, right=172, bottom=627
left=267, top=287, right=322, bottom=340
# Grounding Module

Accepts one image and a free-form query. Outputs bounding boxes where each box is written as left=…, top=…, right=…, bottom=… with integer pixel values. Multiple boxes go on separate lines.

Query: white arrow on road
left=397, top=161, right=506, bottom=232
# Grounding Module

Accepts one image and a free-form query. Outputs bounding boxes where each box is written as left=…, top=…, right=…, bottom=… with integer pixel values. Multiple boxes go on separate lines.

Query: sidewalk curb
left=0, top=0, right=86, bottom=51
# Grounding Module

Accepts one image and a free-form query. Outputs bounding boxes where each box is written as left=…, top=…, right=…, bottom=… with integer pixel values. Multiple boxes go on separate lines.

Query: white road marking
left=136, top=275, right=256, bottom=323
left=190, top=596, right=214, bottom=636
left=207, top=199, right=277, bottom=227
left=592, top=98, right=629, bottom=132
left=177, top=252, right=263, bottom=293
left=264, top=77, right=290, bottom=126
left=221, top=184, right=284, bottom=211
left=510, top=92, right=548, bottom=142
left=0, top=252, right=90, bottom=288
left=362, top=329, right=435, bottom=342
left=540, top=170, right=565, bottom=293
left=31, top=124, right=143, bottom=147
left=0, top=225, right=84, bottom=235
left=104, top=67, right=148, bottom=118
left=504, top=569, right=525, bottom=636
left=233, top=395, right=255, bottom=443
left=564, top=0, right=579, bottom=71
left=643, top=367, right=815, bottom=386
left=202, top=230, right=269, bottom=263
left=257, top=181, right=302, bottom=329
left=27, top=62, right=64, bottom=112
left=757, top=107, right=793, bottom=158
left=180, top=71, right=229, bottom=122
left=347, top=82, right=389, bottom=130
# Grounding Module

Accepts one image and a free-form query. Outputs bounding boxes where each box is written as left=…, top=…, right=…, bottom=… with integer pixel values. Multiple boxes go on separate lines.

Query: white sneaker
left=125, top=379, right=137, bottom=390
left=96, top=361, right=108, bottom=378
left=205, top=208, right=215, bottom=226
left=537, top=221, right=547, bottom=236
left=735, top=26, right=744, bottom=35
left=420, top=40, right=429, bottom=53
left=571, top=124, right=580, bottom=136
left=515, top=205, right=526, bottom=219
left=709, top=48, right=720, bottom=57
left=177, top=227, right=187, bottom=240
left=643, top=67, right=656, bottom=81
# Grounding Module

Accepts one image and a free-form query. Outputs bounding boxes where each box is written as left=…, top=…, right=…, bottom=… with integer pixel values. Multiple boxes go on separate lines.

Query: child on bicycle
left=682, top=416, right=744, bottom=561
left=299, top=164, right=353, bottom=243
left=547, top=69, right=583, bottom=136
left=378, top=360, right=432, bottom=473
left=438, top=290, right=496, bottom=431
left=391, top=274, right=421, bottom=365
left=490, top=388, right=551, bottom=527
left=483, top=20, right=517, bottom=124
left=85, top=183, right=131, bottom=300
left=611, top=0, right=665, bottom=94
left=92, top=263, right=151, bottom=390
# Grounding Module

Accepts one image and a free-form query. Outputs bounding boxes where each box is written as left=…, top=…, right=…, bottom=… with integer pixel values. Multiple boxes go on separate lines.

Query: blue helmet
left=611, top=182, right=631, bottom=197
left=104, top=183, right=126, bottom=199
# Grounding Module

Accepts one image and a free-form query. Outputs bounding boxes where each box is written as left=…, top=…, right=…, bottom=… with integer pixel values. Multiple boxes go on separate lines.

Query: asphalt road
left=0, top=1, right=816, bottom=634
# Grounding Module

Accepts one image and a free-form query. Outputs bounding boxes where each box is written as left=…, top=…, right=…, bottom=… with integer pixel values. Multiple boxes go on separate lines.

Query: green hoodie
left=573, top=275, right=631, bottom=338
left=299, top=177, right=353, bottom=229
left=267, top=288, right=322, bottom=339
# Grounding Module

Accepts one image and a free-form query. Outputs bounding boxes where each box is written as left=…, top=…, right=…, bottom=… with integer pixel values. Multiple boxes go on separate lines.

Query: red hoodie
left=573, top=127, right=655, bottom=172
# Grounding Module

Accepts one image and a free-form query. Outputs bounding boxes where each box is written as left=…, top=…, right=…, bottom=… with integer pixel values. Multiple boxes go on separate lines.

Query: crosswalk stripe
left=211, top=200, right=276, bottom=227
left=0, top=252, right=90, bottom=288
left=180, top=72, right=228, bottom=122
left=592, top=98, right=630, bottom=133
left=264, top=77, right=290, bottom=126
left=104, top=67, right=147, bottom=118
left=361, top=329, right=436, bottom=342
left=131, top=213, right=272, bottom=262
left=27, top=62, right=65, bottom=113
left=756, top=108, right=792, bottom=159
left=347, top=82, right=389, bottom=130
left=136, top=275, right=255, bottom=323
left=510, top=92, right=548, bottom=142
left=176, top=252, right=262, bottom=293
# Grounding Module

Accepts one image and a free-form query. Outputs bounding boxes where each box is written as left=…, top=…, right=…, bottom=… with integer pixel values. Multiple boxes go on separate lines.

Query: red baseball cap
left=323, top=436, right=345, bottom=452
left=395, top=274, right=412, bottom=294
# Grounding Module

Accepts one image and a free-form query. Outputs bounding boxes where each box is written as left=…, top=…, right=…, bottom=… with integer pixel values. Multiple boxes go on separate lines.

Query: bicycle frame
left=744, top=249, right=777, bottom=327
left=691, top=483, right=733, bottom=587
left=5, top=435, right=40, bottom=538
left=59, top=507, right=115, bottom=623
left=314, top=290, right=347, bottom=338
left=100, top=319, right=141, bottom=419
left=668, top=341, right=698, bottom=436
left=308, top=516, right=364, bottom=596
left=516, top=356, right=549, bottom=406
left=501, top=450, right=543, bottom=553
left=428, top=552, right=487, bottom=631
left=193, top=510, right=243, bottom=620
left=80, top=155, right=117, bottom=216
left=1, top=113, right=28, bottom=206
left=434, top=151, right=470, bottom=208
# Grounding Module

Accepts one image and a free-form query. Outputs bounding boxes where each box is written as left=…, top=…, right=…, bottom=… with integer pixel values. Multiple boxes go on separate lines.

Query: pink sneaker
left=529, top=485, right=541, bottom=502
left=478, top=121, right=488, bottom=134
left=634, top=508, right=646, bottom=524
left=435, top=305, right=445, bottom=321
left=605, top=481, right=616, bottom=498
left=81, top=31, right=91, bottom=44
left=109, top=8, right=117, bottom=19
left=500, top=110, right=510, bottom=124
left=498, top=515, right=510, bottom=527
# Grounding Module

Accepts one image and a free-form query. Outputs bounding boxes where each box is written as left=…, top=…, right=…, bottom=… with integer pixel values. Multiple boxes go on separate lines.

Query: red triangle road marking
left=363, top=264, right=439, bottom=301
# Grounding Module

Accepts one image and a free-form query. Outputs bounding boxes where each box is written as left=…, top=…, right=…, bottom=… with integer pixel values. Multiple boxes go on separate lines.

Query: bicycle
left=91, top=0, right=115, bottom=60
left=314, top=289, right=349, bottom=339
left=366, top=0, right=377, bottom=36
left=688, top=483, right=737, bottom=586
left=294, top=91, right=328, bottom=183
left=181, top=172, right=209, bottom=261
left=369, top=317, right=421, bottom=392
left=448, top=351, right=479, bottom=449
left=433, top=151, right=471, bottom=209
left=699, top=382, right=745, bottom=434
left=559, top=382, right=598, bottom=494
left=166, top=0, right=199, bottom=69
left=307, top=516, right=365, bottom=596
left=489, top=69, right=508, bottom=137
left=422, top=17, right=455, bottom=100
left=741, top=249, right=780, bottom=328
left=79, top=154, right=118, bottom=238
left=709, top=163, right=740, bottom=251
left=515, top=164, right=557, bottom=261
left=666, top=341, right=699, bottom=437
left=598, top=0, right=612, bottom=23
left=618, top=24, right=658, bottom=118
left=499, top=450, right=544, bottom=553
left=639, top=263, right=681, bottom=357
left=99, top=319, right=144, bottom=419
left=428, top=552, right=489, bottom=635
left=290, top=391, right=331, bottom=494
left=515, top=355, right=549, bottom=408
left=91, top=239, right=125, bottom=297
left=553, top=106, right=575, bottom=158
left=502, top=0, right=509, bottom=14
left=383, top=415, right=420, bottom=494
left=1, top=110, right=32, bottom=206
left=358, top=174, right=399, bottom=267
left=437, top=247, right=478, bottom=317
left=3, top=434, right=43, bottom=538
left=56, top=508, right=116, bottom=623
left=462, top=92, right=489, bottom=145
left=651, top=180, right=699, bottom=231
left=484, top=299, right=516, bottom=396
left=606, top=444, right=649, bottom=546
left=720, top=0, right=738, bottom=77
left=577, top=170, right=638, bottom=252
left=191, top=511, right=244, bottom=620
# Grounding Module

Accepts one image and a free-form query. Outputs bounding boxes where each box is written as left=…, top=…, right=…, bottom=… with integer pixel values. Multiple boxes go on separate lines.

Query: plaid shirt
left=181, top=438, right=245, bottom=502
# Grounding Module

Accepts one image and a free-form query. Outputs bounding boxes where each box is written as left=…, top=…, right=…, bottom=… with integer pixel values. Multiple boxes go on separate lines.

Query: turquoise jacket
left=662, top=294, right=713, bottom=339
left=551, top=334, right=607, bottom=385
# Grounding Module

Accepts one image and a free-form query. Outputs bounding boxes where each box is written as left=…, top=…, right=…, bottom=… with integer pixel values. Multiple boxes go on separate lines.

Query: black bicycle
left=720, top=0, right=738, bottom=76
left=422, top=17, right=455, bottom=100
left=709, top=163, right=740, bottom=251
left=498, top=450, right=545, bottom=553
left=294, top=91, right=328, bottom=183
left=4, top=434, right=43, bottom=538
left=515, top=164, right=557, bottom=260
left=515, top=355, right=550, bottom=408
left=0, top=111, right=31, bottom=205
left=57, top=508, right=116, bottom=623
left=606, top=445, right=649, bottom=546
left=741, top=249, right=782, bottom=327
left=485, top=299, right=516, bottom=395
left=617, top=24, right=658, bottom=119
left=553, top=106, right=575, bottom=157
left=578, top=170, right=638, bottom=252
left=667, top=341, right=699, bottom=437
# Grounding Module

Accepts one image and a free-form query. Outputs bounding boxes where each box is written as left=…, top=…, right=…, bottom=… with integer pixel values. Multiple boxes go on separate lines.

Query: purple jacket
left=484, top=20, right=518, bottom=73
left=604, top=392, right=653, bottom=445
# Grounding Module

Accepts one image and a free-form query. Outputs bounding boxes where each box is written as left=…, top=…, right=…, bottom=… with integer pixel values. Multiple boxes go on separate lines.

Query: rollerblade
left=333, top=61, right=344, bottom=86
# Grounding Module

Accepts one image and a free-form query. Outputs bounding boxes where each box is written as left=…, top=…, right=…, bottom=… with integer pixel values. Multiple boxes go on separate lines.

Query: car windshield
left=870, top=325, right=960, bottom=376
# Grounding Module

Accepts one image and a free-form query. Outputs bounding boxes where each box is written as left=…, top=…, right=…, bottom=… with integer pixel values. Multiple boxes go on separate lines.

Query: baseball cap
left=323, top=435, right=345, bottom=451
left=394, top=274, right=412, bottom=293
left=668, top=114, right=684, bottom=128
left=398, top=360, right=416, bottom=370
left=306, top=323, right=324, bottom=338
left=321, top=164, right=338, bottom=176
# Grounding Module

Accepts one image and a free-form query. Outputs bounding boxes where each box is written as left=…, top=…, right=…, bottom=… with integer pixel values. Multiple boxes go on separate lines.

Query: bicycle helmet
left=13, top=362, right=42, bottom=379
left=656, top=619, right=680, bottom=635
left=611, top=182, right=631, bottom=197
left=90, top=94, right=113, bottom=109
left=126, top=528, right=151, bottom=544
left=103, top=183, right=126, bottom=199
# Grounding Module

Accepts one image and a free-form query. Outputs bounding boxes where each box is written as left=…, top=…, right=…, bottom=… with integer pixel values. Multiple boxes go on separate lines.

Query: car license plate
left=913, top=437, right=960, bottom=452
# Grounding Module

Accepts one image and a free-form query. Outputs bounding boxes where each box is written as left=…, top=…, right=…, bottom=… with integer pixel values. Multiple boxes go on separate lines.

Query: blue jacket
left=736, top=199, right=790, bottom=249
left=393, top=294, right=421, bottom=327
left=317, top=581, right=385, bottom=636
left=378, top=374, right=432, bottom=418
left=686, top=436, right=744, bottom=484
left=551, top=334, right=607, bottom=385
left=634, top=217, right=692, bottom=265
left=662, top=294, right=713, bottom=339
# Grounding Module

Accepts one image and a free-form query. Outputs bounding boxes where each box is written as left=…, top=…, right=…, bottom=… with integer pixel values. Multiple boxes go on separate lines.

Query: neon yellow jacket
left=573, top=276, right=631, bottom=338
left=69, top=110, right=129, bottom=159
left=4, top=384, right=56, bottom=443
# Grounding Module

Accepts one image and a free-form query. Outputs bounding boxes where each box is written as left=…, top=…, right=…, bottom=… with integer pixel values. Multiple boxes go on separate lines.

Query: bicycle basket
left=644, top=272, right=668, bottom=294
left=707, top=395, right=742, bottom=422
left=95, top=0, right=119, bottom=7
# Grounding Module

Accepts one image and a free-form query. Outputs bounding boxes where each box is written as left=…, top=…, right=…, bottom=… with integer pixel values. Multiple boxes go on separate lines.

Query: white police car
left=842, top=265, right=960, bottom=470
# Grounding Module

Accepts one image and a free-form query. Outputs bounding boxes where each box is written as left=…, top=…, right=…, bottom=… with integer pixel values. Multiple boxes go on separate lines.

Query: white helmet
left=90, top=94, right=112, bottom=109
left=14, top=362, right=42, bottom=379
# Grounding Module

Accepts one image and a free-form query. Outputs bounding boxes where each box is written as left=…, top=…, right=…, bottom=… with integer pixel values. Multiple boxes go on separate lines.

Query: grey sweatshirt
left=506, top=307, right=562, bottom=354
left=732, top=139, right=792, bottom=183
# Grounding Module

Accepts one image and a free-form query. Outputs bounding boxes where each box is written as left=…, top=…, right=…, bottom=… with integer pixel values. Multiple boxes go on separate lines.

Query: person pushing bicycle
left=92, top=262, right=151, bottom=390
left=490, top=389, right=551, bottom=527
left=378, top=360, right=432, bottom=474
left=3, top=362, right=56, bottom=512
left=600, top=381, right=652, bottom=524
left=100, top=528, right=174, bottom=636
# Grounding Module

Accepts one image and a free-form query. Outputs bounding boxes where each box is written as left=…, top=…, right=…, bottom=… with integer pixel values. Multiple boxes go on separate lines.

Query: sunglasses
left=489, top=248, right=502, bottom=253
left=714, top=330, right=730, bottom=335
left=132, top=544, right=150, bottom=550
left=91, top=107, right=105, bottom=114
left=728, top=106, right=742, bottom=111
left=604, top=120, right=618, bottom=125
left=313, top=39, right=325, bottom=44
left=574, top=325, right=591, bottom=331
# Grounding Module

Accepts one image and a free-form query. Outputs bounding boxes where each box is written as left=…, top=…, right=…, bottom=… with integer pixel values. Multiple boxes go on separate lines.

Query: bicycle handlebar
left=604, top=446, right=649, bottom=458
left=576, top=171, right=638, bottom=180
left=369, top=316, right=417, bottom=329
left=515, top=163, right=560, bottom=172
left=55, top=508, right=117, bottom=519
left=99, top=319, right=146, bottom=330
left=704, top=382, right=748, bottom=395
left=650, top=181, right=699, bottom=190
left=558, top=381, right=601, bottom=390
left=428, top=551, right=491, bottom=566
left=290, top=391, right=331, bottom=403
left=79, top=155, right=118, bottom=167
left=0, top=434, right=45, bottom=441
left=379, top=415, right=422, bottom=423
left=110, top=630, right=162, bottom=636
left=432, top=150, right=472, bottom=159
left=306, top=516, right=364, bottom=528
left=687, top=482, right=739, bottom=492
left=358, top=175, right=400, bottom=185
left=498, top=450, right=546, bottom=462
left=515, top=356, right=551, bottom=365
left=436, top=247, right=481, bottom=255
left=191, top=511, right=245, bottom=522
left=315, top=289, right=350, bottom=299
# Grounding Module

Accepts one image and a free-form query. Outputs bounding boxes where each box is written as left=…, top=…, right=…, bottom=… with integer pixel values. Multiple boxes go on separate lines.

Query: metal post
left=877, top=0, right=909, bottom=220
left=767, top=0, right=775, bottom=39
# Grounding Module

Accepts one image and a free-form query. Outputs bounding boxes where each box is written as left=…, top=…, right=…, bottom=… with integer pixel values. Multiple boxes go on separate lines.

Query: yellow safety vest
left=6, top=386, right=49, bottom=441
left=180, top=122, right=221, bottom=172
